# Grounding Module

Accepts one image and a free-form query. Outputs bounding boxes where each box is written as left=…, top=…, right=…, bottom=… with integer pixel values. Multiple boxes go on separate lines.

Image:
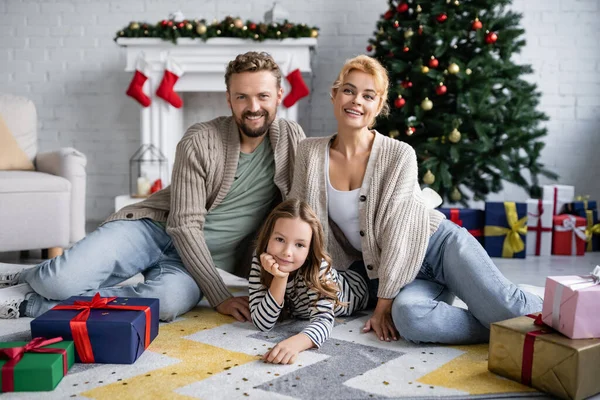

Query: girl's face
left=332, top=70, right=382, bottom=130
left=266, top=217, right=313, bottom=274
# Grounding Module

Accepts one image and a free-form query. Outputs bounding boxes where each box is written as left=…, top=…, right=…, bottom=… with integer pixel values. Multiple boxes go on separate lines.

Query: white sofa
left=0, top=93, right=87, bottom=253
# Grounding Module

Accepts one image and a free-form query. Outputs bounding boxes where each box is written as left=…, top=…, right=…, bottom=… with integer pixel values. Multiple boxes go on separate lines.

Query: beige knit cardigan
left=106, top=116, right=306, bottom=306
left=289, top=132, right=445, bottom=299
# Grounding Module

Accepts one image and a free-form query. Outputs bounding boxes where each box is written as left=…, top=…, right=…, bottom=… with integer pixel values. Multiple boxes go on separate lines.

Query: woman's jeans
left=391, top=220, right=543, bottom=344
left=18, top=219, right=202, bottom=321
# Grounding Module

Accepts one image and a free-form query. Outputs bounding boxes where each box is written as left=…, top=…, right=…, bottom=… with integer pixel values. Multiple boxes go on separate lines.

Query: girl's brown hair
left=331, top=55, right=390, bottom=129
left=255, top=199, right=343, bottom=307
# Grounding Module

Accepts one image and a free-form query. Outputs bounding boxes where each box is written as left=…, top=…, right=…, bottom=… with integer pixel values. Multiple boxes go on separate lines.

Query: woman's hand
left=260, top=253, right=289, bottom=279
left=263, top=334, right=314, bottom=364
left=362, top=298, right=398, bottom=341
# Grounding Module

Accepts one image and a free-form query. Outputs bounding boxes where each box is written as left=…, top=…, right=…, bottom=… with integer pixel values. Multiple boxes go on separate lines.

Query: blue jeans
left=391, top=220, right=543, bottom=344
left=18, top=219, right=202, bottom=321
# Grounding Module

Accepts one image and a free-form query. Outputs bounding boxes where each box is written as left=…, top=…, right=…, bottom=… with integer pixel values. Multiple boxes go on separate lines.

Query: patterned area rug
left=0, top=276, right=551, bottom=400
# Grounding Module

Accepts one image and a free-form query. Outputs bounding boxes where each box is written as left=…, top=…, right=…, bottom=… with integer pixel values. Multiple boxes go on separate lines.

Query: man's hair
left=224, top=51, right=282, bottom=91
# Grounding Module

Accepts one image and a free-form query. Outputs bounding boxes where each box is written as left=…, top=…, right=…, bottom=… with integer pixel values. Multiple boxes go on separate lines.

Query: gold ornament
left=421, top=66, right=430, bottom=73
left=254, top=33, right=259, bottom=39
left=276, top=30, right=281, bottom=35
left=242, top=25, right=248, bottom=31
left=216, top=29, right=222, bottom=35
left=466, top=68, right=472, bottom=75
left=389, top=129, right=400, bottom=138
left=423, top=170, right=435, bottom=185
left=448, top=63, right=460, bottom=74
left=310, top=29, right=319, bottom=38
left=119, top=30, right=125, bottom=36
left=185, top=23, right=193, bottom=30
left=416, top=4, right=422, bottom=12
left=421, top=97, right=433, bottom=111
left=196, top=23, right=207, bottom=34
left=448, top=128, right=461, bottom=143
left=234, top=18, right=244, bottom=28
left=404, top=28, right=414, bottom=39
left=129, top=22, right=140, bottom=30
left=454, top=0, right=460, bottom=5
left=450, top=187, right=462, bottom=202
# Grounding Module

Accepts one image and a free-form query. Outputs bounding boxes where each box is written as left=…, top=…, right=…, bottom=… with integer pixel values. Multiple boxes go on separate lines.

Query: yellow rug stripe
left=418, top=344, right=536, bottom=395
left=81, top=307, right=260, bottom=400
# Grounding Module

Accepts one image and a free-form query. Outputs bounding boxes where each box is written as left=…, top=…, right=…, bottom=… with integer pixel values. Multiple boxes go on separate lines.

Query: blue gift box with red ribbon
left=438, top=208, right=485, bottom=244
left=30, top=294, right=159, bottom=364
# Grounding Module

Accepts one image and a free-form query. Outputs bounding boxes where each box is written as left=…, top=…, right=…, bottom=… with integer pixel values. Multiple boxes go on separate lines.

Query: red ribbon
left=51, top=293, right=152, bottom=363
left=521, top=314, right=551, bottom=386
left=528, top=200, right=552, bottom=255
left=553, top=187, right=558, bottom=216
left=450, top=208, right=483, bottom=238
left=0, top=337, right=68, bottom=392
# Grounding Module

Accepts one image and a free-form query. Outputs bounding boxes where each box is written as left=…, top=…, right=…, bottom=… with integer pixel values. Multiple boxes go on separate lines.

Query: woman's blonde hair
left=255, top=199, right=343, bottom=307
left=331, top=55, right=390, bottom=128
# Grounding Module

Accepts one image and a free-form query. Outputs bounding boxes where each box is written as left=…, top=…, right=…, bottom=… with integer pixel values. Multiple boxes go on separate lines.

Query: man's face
left=226, top=71, right=283, bottom=138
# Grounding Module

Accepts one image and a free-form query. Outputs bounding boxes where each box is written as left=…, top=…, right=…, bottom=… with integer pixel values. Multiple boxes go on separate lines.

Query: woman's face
left=332, top=70, right=381, bottom=131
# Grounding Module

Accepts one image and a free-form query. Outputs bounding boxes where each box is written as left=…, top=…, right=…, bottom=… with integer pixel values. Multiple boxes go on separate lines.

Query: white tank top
left=325, top=146, right=362, bottom=251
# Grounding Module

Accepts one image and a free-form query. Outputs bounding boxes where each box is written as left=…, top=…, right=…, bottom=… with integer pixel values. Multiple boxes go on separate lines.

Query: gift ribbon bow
left=449, top=209, right=483, bottom=237
left=528, top=200, right=552, bottom=256
left=51, top=293, right=152, bottom=363
left=484, top=202, right=527, bottom=257
left=555, top=215, right=587, bottom=255
left=584, top=210, right=600, bottom=252
left=0, top=337, right=68, bottom=392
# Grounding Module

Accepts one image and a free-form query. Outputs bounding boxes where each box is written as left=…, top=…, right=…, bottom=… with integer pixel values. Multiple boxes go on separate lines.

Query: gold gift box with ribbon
left=488, top=314, right=600, bottom=400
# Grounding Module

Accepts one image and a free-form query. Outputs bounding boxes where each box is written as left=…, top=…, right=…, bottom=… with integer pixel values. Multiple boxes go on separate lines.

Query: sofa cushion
left=0, top=170, right=71, bottom=194
left=0, top=115, right=35, bottom=171
left=0, top=94, right=37, bottom=159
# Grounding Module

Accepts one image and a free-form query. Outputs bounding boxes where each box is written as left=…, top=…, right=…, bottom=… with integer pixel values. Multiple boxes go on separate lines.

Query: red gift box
left=552, top=215, right=587, bottom=256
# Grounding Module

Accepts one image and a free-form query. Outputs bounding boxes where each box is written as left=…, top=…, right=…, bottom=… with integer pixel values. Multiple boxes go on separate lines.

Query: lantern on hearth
left=129, top=144, right=168, bottom=198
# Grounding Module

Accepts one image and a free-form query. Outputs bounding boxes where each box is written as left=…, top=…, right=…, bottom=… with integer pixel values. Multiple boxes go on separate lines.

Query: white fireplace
left=115, top=37, right=317, bottom=210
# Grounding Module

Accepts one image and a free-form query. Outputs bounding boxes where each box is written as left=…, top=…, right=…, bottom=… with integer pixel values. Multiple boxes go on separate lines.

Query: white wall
left=1, top=0, right=599, bottom=220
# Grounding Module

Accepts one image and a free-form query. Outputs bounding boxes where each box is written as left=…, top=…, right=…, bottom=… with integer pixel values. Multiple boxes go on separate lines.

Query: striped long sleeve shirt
left=249, top=255, right=369, bottom=348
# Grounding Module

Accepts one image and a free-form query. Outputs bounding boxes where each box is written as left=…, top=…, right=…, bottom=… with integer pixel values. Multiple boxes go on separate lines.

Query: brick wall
left=2, top=0, right=599, bottom=220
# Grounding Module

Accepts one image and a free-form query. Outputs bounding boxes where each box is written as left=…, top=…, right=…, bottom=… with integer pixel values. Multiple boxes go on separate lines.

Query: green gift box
left=0, top=338, right=74, bottom=392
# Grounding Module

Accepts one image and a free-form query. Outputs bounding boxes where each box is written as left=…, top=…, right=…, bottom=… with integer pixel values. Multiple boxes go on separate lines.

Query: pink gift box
left=542, top=269, right=600, bottom=339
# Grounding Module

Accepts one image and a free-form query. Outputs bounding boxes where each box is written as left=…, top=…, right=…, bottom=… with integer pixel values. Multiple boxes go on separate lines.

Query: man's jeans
left=18, top=219, right=202, bottom=321
left=392, top=219, right=543, bottom=344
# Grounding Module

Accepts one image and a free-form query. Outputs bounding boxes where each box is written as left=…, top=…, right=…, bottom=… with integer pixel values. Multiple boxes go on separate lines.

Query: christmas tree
left=368, top=0, right=557, bottom=204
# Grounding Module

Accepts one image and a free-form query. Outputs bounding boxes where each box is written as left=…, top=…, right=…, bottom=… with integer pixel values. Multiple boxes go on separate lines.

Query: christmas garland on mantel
left=114, top=16, right=319, bottom=43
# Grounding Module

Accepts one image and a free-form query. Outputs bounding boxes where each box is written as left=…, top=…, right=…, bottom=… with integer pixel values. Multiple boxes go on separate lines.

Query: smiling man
left=1, top=52, right=306, bottom=323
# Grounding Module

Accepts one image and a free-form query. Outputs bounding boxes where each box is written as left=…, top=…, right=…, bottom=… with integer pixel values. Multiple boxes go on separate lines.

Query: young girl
left=249, top=199, right=369, bottom=365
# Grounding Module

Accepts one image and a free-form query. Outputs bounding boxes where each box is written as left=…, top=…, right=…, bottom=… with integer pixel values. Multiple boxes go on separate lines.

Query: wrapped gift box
left=542, top=184, right=574, bottom=215
left=488, top=314, right=600, bottom=400
left=564, top=199, right=597, bottom=218
left=541, top=271, right=600, bottom=339
left=30, top=295, right=159, bottom=364
left=438, top=207, right=484, bottom=244
left=484, top=202, right=527, bottom=258
left=552, top=215, right=587, bottom=256
left=0, top=338, right=74, bottom=392
left=526, top=199, right=553, bottom=256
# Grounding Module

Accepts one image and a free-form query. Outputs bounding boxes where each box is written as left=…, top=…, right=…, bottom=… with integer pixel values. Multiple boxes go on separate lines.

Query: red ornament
left=388, top=51, right=395, bottom=57
left=396, top=3, right=409, bottom=12
left=161, top=20, right=168, bottom=27
left=394, top=97, right=406, bottom=108
left=167, top=20, right=173, bottom=27
left=436, top=13, right=448, bottom=23
left=435, top=83, right=447, bottom=95
left=150, top=179, right=163, bottom=194
left=177, top=22, right=185, bottom=28
left=249, top=23, right=257, bottom=30
left=393, top=20, right=400, bottom=28
left=471, top=18, right=482, bottom=30
left=485, top=32, right=498, bottom=44
left=418, top=25, right=424, bottom=35
left=366, top=45, right=373, bottom=52
left=407, top=127, right=416, bottom=134
left=428, top=57, right=439, bottom=68
left=402, top=46, right=409, bottom=52
left=401, top=80, right=412, bottom=89
left=384, top=10, right=394, bottom=20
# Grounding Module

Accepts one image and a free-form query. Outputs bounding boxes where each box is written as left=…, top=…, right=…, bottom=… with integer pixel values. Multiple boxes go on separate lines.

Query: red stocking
left=126, top=56, right=151, bottom=107
left=283, top=68, right=309, bottom=108
left=156, top=58, right=183, bottom=108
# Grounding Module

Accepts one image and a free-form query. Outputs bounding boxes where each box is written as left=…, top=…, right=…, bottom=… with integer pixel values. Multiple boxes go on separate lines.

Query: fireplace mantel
left=117, top=37, right=317, bottom=184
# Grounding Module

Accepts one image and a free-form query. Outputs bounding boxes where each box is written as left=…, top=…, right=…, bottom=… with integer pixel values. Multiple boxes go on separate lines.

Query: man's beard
left=235, top=110, right=273, bottom=138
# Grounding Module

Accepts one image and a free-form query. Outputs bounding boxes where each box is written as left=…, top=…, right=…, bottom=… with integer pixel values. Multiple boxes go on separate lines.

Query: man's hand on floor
left=215, top=296, right=250, bottom=322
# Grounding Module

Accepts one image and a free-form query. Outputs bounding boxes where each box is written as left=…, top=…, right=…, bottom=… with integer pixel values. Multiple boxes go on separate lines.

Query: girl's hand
left=263, top=334, right=314, bottom=364
left=362, top=298, right=398, bottom=342
left=260, top=253, right=289, bottom=279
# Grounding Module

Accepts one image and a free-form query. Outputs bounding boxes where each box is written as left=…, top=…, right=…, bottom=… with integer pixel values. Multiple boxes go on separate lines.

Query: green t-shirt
left=203, top=137, right=279, bottom=273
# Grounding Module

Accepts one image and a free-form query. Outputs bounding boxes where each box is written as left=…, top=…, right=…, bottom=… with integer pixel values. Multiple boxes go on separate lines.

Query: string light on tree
left=423, top=170, right=435, bottom=184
